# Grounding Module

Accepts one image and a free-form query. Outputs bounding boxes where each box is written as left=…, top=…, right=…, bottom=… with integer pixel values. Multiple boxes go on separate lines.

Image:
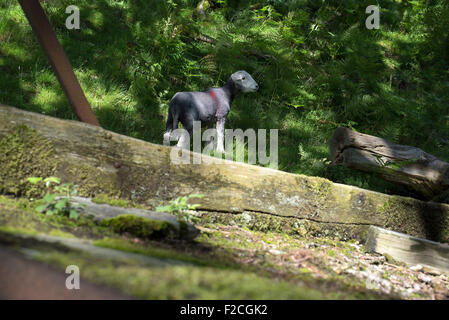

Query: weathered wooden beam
left=330, top=127, right=449, bottom=199
left=366, top=226, right=449, bottom=275
left=18, top=0, right=100, bottom=126
left=1, top=105, right=449, bottom=243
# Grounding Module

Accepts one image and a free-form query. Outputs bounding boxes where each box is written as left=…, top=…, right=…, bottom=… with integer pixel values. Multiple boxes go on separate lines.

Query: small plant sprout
left=156, top=194, right=204, bottom=224
left=27, top=176, right=81, bottom=219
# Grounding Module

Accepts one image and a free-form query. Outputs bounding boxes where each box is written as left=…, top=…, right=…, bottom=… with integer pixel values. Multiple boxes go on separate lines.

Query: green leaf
left=44, top=176, right=61, bottom=184
left=43, top=193, right=56, bottom=203
left=35, top=204, right=48, bottom=213
left=156, top=205, right=171, bottom=212
left=27, top=177, right=42, bottom=185
left=178, top=197, right=188, bottom=206
left=69, top=210, right=79, bottom=219
left=54, top=198, right=68, bottom=210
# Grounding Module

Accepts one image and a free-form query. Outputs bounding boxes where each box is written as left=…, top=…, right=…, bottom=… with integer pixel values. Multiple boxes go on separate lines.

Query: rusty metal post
left=18, top=0, right=100, bottom=126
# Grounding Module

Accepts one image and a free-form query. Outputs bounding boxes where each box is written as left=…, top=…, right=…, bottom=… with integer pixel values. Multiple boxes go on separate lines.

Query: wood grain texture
left=366, top=226, right=449, bottom=274
left=330, top=126, right=449, bottom=199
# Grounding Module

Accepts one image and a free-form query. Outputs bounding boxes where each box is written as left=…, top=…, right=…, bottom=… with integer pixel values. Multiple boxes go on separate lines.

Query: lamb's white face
left=231, top=71, right=259, bottom=93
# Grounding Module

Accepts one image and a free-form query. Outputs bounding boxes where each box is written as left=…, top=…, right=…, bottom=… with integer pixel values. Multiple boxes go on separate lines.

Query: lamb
left=163, top=70, right=259, bottom=152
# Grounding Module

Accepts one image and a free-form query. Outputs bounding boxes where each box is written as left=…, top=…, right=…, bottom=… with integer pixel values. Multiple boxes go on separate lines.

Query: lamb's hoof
left=163, top=132, right=171, bottom=146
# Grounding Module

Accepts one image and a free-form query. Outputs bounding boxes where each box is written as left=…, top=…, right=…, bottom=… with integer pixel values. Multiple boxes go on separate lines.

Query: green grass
left=1, top=0, right=449, bottom=198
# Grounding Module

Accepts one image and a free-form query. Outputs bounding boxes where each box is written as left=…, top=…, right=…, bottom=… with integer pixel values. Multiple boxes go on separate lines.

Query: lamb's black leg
left=163, top=108, right=180, bottom=146
left=177, top=115, right=194, bottom=149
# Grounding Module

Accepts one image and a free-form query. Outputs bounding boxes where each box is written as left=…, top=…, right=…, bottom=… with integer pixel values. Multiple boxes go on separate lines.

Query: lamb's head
left=230, top=70, right=259, bottom=93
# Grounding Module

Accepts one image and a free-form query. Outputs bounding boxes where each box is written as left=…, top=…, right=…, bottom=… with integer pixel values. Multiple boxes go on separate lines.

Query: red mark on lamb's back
left=209, top=91, right=219, bottom=116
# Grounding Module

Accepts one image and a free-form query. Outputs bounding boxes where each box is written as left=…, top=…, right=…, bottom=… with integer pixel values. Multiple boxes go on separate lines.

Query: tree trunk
left=330, top=127, right=449, bottom=199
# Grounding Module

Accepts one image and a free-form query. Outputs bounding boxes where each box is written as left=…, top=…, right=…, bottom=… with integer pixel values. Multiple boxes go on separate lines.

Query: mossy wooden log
left=330, top=127, right=449, bottom=199
left=366, top=226, right=449, bottom=275
left=1, top=104, right=449, bottom=243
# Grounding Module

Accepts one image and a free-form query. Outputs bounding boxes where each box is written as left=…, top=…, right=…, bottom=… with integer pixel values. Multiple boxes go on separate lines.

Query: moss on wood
left=0, top=195, right=116, bottom=239
left=0, top=125, right=58, bottom=197
left=198, top=211, right=370, bottom=241
left=101, top=214, right=178, bottom=239
left=92, top=193, right=144, bottom=209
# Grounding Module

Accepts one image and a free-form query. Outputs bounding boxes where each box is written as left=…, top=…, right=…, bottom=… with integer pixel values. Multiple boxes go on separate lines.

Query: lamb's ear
left=231, top=71, right=244, bottom=82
